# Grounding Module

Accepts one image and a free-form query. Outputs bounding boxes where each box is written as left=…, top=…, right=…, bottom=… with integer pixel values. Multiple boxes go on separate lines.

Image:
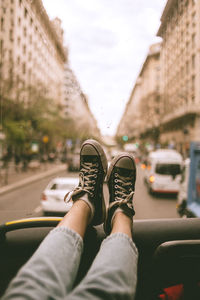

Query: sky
left=42, top=0, right=166, bottom=136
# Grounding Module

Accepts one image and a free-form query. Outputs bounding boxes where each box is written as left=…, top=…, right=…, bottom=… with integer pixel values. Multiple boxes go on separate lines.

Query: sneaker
left=64, top=139, right=107, bottom=225
left=104, top=153, right=136, bottom=234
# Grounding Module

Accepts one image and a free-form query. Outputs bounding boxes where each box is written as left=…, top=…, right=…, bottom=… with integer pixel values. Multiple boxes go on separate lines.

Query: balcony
left=162, top=103, right=198, bottom=124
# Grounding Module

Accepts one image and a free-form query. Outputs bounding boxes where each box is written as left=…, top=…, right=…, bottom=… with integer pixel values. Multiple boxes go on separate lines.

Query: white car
left=41, top=177, right=79, bottom=214
left=144, top=149, right=183, bottom=194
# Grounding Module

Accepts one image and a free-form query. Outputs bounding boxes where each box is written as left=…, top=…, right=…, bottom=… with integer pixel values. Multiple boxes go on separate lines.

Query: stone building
left=0, top=0, right=66, bottom=105
left=64, top=64, right=101, bottom=139
left=117, top=43, right=161, bottom=144
left=157, top=0, right=200, bottom=156
left=117, top=78, right=142, bottom=141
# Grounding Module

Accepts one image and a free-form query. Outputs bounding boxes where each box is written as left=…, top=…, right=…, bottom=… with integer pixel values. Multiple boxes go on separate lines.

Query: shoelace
left=109, top=173, right=134, bottom=209
left=64, top=162, right=98, bottom=202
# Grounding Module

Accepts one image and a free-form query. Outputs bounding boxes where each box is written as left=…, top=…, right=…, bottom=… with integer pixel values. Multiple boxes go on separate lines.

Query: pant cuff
left=50, top=226, right=83, bottom=252
left=102, top=232, right=138, bottom=255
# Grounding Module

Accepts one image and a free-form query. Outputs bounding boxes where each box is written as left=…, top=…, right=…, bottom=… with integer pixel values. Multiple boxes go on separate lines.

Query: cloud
left=43, top=0, right=165, bottom=135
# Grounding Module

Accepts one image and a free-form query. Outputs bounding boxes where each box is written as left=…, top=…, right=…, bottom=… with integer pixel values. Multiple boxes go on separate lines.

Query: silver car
left=41, top=177, right=79, bottom=214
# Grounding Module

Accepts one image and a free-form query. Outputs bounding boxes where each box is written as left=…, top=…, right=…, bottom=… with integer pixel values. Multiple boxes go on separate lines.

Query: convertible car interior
left=0, top=217, right=200, bottom=300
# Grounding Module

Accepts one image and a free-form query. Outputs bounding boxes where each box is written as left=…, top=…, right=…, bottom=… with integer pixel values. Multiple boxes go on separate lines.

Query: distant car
left=67, top=152, right=80, bottom=171
left=144, top=149, right=183, bottom=195
left=41, top=177, right=79, bottom=214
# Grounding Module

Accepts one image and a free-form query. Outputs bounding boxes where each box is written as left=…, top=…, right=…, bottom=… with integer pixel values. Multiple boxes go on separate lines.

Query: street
left=134, top=166, right=178, bottom=219
left=0, top=165, right=178, bottom=224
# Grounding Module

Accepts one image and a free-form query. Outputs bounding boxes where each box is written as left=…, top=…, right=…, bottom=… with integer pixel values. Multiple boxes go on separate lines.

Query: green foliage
left=1, top=85, right=78, bottom=153
left=5, top=120, right=29, bottom=145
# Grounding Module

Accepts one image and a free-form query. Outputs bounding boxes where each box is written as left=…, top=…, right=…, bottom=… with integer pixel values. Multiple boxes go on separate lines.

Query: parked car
left=144, top=149, right=183, bottom=195
left=67, top=152, right=80, bottom=171
left=41, top=177, right=79, bottom=214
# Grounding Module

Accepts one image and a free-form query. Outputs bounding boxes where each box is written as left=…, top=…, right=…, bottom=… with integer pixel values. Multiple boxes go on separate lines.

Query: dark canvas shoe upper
left=105, top=153, right=136, bottom=234
left=64, top=139, right=107, bottom=226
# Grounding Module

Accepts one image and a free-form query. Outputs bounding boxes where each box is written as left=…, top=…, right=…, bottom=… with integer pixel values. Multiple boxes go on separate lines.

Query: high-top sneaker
left=104, top=153, right=136, bottom=234
left=64, top=139, right=107, bottom=225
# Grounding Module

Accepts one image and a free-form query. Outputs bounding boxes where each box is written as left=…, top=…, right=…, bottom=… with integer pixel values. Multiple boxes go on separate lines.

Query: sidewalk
left=0, top=161, right=67, bottom=196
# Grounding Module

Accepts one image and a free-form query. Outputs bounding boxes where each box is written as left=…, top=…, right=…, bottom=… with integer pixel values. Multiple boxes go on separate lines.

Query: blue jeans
left=2, top=226, right=138, bottom=300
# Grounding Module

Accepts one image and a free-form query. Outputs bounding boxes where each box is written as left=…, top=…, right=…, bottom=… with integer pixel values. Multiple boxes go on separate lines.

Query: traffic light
left=122, top=135, right=128, bottom=142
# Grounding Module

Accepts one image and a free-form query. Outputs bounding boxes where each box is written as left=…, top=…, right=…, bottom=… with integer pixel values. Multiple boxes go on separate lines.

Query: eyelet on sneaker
left=94, top=174, right=97, bottom=178
left=114, top=173, right=118, bottom=177
left=114, top=179, right=118, bottom=183
left=115, top=184, right=118, bottom=189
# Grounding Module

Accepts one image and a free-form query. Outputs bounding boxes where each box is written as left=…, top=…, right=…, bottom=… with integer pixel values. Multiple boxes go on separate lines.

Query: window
left=22, top=62, right=26, bottom=74
left=186, top=41, right=189, bottom=52
left=0, top=39, right=3, bottom=56
left=192, top=12, right=196, bottom=26
left=17, top=37, right=21, bottom=46
left=24, top=27, right=27, bottom=37
left=191, top=75, right=195, bottom=92
left=9, top=50, right=12, bottom=59
left=23, top=45, right=26, bottom=54
left=186, top=61, right=189, bottom=73
left=192, top=33, right=195, bottom=47
left=192, top=54, right=195, bottom=69
left=0, top=17, right=4, bottom=31
left=9, top=29, right=13, bottom=41
left=155, top=164, right=181, bottom=176
left=18, top=17, right=21, bottom=26
left=180, top=31, right=183, bottom=42
left=24, top=8, right=28, bottom=18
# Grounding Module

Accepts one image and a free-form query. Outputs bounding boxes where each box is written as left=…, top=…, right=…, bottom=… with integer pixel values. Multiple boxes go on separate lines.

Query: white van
left=144, top=149, right=183, bottom=194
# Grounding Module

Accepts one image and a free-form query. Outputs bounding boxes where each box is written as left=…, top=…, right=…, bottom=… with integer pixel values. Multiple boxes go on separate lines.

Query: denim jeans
left=2, top=226, right=138, bottom=300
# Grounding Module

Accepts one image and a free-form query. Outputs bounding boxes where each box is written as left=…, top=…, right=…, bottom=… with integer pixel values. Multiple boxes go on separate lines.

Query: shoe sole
left=107, top=153, right=136, bottom=182
left=81, top=139, right=108, bottom=225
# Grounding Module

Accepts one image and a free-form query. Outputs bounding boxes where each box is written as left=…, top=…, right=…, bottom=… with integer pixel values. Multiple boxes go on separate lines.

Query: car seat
left=151, top=240, right=200, bottom=300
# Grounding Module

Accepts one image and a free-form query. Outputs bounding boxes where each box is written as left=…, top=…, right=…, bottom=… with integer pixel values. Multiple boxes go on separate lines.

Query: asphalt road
left=134, top=166, right=179, bottom=219
left=0, top=166, right=179, bottom=224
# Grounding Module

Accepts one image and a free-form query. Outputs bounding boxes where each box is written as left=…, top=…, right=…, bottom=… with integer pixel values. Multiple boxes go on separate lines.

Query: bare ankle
left=58, top=200, right=92, bottom=238
left=111, top=211, right=133, bottom=238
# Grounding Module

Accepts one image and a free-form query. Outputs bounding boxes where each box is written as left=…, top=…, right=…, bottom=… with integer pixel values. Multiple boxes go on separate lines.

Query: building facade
left=64, top=64, right=101, bottom=139
left=116, top=43, right=161, bottom=145
left=0, top=0, right=66, bottom=105
left=157, top=0, right=200, bottom=156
